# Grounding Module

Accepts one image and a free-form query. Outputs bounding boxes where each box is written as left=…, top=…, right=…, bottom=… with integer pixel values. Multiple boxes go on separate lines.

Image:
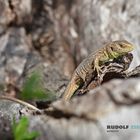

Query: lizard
left=62, top=40, right=134, bottom=101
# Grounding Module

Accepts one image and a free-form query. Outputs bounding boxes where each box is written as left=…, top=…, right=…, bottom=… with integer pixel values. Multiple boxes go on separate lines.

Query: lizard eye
left=120, top=43, right=127, bottom=49
left=119, top=43, right=124, bottom=48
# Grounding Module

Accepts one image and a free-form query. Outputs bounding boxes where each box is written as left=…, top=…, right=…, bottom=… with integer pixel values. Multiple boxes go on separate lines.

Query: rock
left=28, top=115, right=102, bottom=140
left=0, top=100, right=23, bottom=139
left=0, top=0, right=15, bottom=33
left=25, top=78, right=140, bottom=140
left=24, top=62, right=68, bottom=99
left=9, top=0, right=32, bottom=24
left=0, top=27, right=30, bottom=88
left=75, top=0, right=140, bottom=69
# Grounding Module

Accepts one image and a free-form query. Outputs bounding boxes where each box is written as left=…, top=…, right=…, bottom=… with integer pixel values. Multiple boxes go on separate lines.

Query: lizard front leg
left=94, top=57, right=103, bottom=76
left=94, top=53, right=109, bottom=76
left=62, top=74, right=83, bottom=101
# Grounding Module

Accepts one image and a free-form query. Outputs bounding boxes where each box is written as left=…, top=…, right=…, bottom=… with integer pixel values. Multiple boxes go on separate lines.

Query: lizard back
left=75, top=51, right=96, bottom=80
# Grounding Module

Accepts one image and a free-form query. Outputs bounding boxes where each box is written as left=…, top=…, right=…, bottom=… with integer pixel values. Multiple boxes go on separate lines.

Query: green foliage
left=0, top=84, right=4, bottom=91
left=12, top=117, right=39, bottom=140
left=21, top=72, right=56, bottom=100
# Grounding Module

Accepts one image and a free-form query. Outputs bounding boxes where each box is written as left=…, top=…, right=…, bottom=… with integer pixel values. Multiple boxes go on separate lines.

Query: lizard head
left=112, top=40, right=134, bottom=55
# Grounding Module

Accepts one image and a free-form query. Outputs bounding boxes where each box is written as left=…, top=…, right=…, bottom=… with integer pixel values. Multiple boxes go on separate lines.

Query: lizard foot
left=95, top=66, right=103, bottom=77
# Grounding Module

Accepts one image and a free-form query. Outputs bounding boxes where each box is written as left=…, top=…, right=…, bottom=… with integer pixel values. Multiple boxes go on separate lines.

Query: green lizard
left=62, top=40, right=134, bottom=101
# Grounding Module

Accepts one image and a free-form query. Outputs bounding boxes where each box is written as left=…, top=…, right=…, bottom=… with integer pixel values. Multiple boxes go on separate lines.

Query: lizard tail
left=62, top=78, right=80, bottom=101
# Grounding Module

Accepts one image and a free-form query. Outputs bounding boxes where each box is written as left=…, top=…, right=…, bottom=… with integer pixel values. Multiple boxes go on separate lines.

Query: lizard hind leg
left=62, top=76, right=83, bottom=101
left=94, top=57, right=103, bottom=76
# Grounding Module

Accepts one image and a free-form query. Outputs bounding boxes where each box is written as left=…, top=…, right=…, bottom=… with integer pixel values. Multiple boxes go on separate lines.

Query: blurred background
left=0, top=0, right=139, bottom=82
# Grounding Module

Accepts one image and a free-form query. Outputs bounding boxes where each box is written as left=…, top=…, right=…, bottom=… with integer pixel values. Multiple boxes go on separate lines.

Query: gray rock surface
left=27, top=78, right=140, bottom=140
left=0, top=100, right=23, bottom=140
left=0, top=27, right=30, bottom=94
left=75, top=0, right=140, bottom=69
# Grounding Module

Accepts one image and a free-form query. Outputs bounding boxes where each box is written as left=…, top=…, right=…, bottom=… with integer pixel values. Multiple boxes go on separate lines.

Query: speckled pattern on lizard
left=62, top=40, right=134, bottom=101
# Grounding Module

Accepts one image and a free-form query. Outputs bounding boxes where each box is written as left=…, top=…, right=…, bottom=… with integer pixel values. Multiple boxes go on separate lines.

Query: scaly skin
left=62, top=40, right=134, bottom=101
